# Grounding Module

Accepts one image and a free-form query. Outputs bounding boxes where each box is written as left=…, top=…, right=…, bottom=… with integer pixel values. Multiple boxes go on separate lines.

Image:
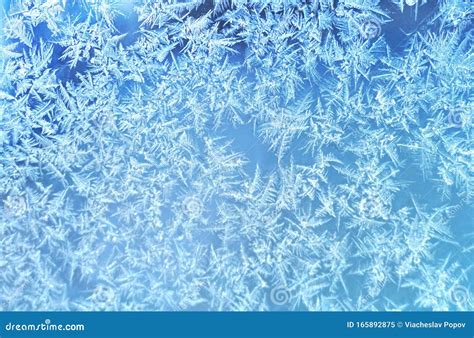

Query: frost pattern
left=0, top=0, right=472, bottom=311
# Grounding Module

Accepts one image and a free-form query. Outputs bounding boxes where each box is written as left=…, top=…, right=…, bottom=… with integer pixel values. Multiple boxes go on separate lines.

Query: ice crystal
left=0, top=0, right=472, bottom=311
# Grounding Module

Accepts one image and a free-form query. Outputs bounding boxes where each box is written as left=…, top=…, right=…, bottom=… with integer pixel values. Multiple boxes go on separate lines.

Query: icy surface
left=0, top=0, right=473, bottom=311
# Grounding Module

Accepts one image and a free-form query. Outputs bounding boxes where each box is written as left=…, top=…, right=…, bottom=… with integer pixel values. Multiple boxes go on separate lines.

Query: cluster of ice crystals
left=0, top=0, right=472, bottom=311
